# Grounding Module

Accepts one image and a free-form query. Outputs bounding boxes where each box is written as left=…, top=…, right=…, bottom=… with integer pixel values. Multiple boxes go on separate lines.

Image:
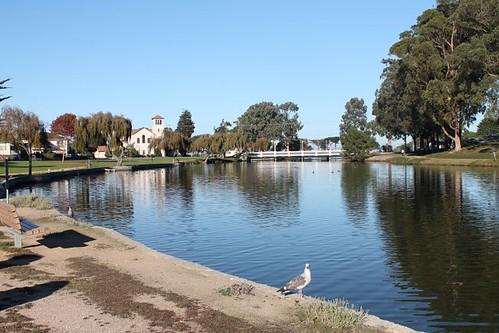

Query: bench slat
left=20, top=220, right=41, bottom=231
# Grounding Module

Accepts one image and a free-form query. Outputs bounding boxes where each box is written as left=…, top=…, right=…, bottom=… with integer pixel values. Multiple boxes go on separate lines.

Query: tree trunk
left=441, top=124, right=462, bottom=152
left=453, top=133, right=462, bottom=152
left=116, top=148, right=124, bottom=167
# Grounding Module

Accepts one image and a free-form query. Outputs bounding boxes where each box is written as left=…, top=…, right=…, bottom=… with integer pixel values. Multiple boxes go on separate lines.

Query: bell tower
left=151, top=115, right=165, bottom=137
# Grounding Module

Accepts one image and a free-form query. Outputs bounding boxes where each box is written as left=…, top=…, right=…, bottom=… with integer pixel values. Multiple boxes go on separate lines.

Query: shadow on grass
left=38, top=230, right=95, bottom=249
left=0, top=254, right=42, bottom=270
left=0, top=281, right=68, bottom=311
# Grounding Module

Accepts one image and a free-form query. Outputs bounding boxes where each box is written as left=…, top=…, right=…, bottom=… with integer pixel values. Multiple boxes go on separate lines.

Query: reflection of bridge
left=247, top=150, right=343, bottom=160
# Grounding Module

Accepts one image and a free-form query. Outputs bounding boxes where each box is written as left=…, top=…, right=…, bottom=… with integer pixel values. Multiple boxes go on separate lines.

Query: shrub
left=217, top=283, right=255, bottom=297
left=297, top=298, right=367, bottom=332
left=42, top=152, right=56, bottom=160
left=10, top=195, right=52, bottom=210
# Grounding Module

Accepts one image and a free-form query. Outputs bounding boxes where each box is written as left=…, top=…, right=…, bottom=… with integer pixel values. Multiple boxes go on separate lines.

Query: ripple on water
left=12, top=162, right=499, bottom=333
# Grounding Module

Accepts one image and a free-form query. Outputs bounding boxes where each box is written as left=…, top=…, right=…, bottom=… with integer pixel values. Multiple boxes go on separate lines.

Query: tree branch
left=441, top=125, right=454, bottom=140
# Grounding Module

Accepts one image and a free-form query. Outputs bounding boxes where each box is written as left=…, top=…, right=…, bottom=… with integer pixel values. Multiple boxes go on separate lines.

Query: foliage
left=477, top=117, right=499, bottom=137
left=150, top=128, right=189, bottom=156
left=249, top=137, right=270, bottom=151
left=73, top=112, right=132, bottom=165
left=10, top=195, right=52, bottom=210
left=297, top=298, right=367, bottom=332
left=73, top=116, right=96, bottom=156
left=373, top=0, right=499, bottom=152
left=217, top=283, right=255, bottom=297
left=0, top=78, right=11, bottom=103
left=191, top=134, right=212, bottom=152
left=42, top=151, right=56, bottom=160
left=236, top=101, right=302, bottom=149
left=109, top=115, right=132, bottom=165
left=214, top=119, right=232, bottom=133
left=0, top=106, right=43, bottom=175
left=176, top=110, right=195, bottom=138
left=340, top=98, right=376, bottom=161
left=51, top=113, right=77, bottom=138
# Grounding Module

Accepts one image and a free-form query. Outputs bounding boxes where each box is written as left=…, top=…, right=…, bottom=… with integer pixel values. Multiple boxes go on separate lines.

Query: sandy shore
left=0, top=208, right=418, bottom=333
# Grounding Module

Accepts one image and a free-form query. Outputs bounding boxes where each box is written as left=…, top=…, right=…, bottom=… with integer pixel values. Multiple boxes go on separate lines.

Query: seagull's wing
left=285, top=273, right=306, bottom=290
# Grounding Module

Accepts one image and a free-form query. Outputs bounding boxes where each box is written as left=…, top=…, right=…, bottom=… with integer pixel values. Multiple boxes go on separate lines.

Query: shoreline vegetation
left=1, top=146, right=497, bottom=181
left=0, top=156, right=203, bottom=179
left=0, top=206, right=418, bottom=333
left=1, top=151, right=497, bottom=198
left=368, top=145, right=498, bottom=167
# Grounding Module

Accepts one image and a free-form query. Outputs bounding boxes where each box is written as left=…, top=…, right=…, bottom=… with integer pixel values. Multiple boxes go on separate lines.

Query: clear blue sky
left=2, top=1, right=438, bottom=140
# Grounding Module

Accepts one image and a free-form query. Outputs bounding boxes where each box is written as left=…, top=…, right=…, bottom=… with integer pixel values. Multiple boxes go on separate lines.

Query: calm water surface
left=14, top=162, right=499, bottom=332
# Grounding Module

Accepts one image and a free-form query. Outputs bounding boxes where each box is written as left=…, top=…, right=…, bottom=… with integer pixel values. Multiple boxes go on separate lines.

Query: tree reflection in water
left=12, top=163, right=499, bottom=332
left=371, top=165, right=499, bottom=332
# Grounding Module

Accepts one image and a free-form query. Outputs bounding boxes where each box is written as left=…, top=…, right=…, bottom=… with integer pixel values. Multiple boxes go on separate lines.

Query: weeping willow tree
left=74, top=112, right=131, bottom=165
left=191, top=134, right=212, bottom=153
left=74, top=116, right=92, bottom=156
left=149, top=128, right=189, bottom=156
left=109, top=115, right=132, bottom=166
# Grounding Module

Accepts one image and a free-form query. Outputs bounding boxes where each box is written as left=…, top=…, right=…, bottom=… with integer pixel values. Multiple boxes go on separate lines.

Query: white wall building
left=47, top=134, right=70, bottom=156
left=0, top=143, right=17, bottom=159
left=129, top=115, right=165, bottom=156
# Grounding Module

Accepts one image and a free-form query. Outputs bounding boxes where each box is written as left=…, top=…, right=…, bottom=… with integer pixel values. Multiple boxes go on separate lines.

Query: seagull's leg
left=299, top=289, right=304, bottom=298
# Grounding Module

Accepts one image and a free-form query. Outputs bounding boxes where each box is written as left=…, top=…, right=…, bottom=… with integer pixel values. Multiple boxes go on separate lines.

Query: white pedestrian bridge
left=247, top=149, right=343, bottom=160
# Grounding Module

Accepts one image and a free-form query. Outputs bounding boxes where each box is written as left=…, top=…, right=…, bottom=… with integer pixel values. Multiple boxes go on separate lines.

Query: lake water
left=13, top=162, right=499, bottom=332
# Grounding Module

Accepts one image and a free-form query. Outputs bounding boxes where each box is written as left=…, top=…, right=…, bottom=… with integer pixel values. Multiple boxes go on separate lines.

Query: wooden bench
left=0, top=201, right=43, bottom=248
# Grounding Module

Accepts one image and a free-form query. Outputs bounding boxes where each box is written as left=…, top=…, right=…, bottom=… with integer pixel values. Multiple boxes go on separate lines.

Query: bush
left=42, top=152, right=56, bottom=160
left=10, top=195, right=52, bottom=210
left=217, top=283, right=255, bottom=296
left=297, top=298, right=367, bottom=332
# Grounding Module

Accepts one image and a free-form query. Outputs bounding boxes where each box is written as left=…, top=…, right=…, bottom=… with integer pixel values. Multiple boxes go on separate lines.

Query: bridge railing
left=247, top=150, right=342, bottom=158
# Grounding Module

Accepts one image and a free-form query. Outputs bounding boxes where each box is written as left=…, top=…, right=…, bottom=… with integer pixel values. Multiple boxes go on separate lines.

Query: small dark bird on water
left=67, top=206, right=73, bottom=218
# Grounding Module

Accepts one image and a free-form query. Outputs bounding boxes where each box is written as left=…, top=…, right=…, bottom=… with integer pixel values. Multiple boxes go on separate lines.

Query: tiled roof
left=131, top=127, right=153, bottom=135
left=131, top=128, right=144, bottom=135
left=151, top=115, right=164, bottom=119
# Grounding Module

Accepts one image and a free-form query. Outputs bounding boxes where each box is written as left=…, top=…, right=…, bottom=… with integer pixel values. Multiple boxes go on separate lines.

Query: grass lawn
left=425, top=143, right=498, bottom=160
left=1, top=156, right=202, bottom=178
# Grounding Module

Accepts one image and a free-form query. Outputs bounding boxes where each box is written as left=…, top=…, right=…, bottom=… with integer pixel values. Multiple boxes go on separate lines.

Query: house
left=47, top=134, right=70, bottom=156
left=94, top=145, right=110, bottom=159
left=128, top=115, right=165, bottom=156
left=0, top=143, right=17, bottom=159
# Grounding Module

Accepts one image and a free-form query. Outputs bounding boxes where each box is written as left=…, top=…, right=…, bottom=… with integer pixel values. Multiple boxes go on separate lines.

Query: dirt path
left=0, top=208, right=417, bottom=333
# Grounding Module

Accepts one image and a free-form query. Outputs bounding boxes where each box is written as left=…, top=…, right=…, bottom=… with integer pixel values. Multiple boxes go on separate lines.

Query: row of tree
left=0, top=106, right=44, bottom=174
left=372, top=0, right=498, bottom=152
left=2, top=77, right=353, bottom=163
left=189, top=102, right=303, bottom=157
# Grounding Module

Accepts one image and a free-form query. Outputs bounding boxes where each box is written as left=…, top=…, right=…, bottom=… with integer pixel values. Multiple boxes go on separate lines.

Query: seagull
left=67, top=206, right=73, bottom=218
left=277, top=263, right=311, bottom=297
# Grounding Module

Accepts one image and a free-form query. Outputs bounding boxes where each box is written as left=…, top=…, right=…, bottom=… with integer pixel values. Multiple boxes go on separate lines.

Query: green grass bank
left=1, top=156, right=203, bottom=179
left=369, top=145, right=498, bottom=167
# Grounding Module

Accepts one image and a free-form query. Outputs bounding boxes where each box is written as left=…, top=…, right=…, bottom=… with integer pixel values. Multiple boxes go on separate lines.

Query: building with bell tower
left=128, top=115, right=165, bottom=156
